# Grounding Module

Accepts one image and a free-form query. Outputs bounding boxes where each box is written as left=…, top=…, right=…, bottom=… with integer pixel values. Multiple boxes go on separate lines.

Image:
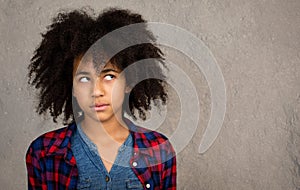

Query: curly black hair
left=28, top=8, right=168, bottom=125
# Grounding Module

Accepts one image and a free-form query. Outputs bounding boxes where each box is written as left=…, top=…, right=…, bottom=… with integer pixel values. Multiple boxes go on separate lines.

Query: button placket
left=105, top=175, right=110, bottom=182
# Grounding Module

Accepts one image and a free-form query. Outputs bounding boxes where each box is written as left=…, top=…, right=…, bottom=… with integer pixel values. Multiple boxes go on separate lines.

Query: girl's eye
left=104, top=74, right=115, bottom=81
left=79, top=77, right=90, bottom=83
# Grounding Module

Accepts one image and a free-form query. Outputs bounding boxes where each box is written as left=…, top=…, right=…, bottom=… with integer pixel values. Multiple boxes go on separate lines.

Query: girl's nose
left=92, top=78, right=104, bottom=97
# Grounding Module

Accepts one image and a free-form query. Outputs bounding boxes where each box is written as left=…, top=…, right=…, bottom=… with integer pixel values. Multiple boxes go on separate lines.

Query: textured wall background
left=1, top=0, right=299, bottom=189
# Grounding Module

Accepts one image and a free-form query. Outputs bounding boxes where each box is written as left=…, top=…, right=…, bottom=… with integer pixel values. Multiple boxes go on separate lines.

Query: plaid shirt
left=26, top=121, right=176, bottom=190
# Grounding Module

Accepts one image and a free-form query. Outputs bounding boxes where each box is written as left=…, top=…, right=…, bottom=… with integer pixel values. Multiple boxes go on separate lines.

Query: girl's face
left=72, top=56, right=130, bottom=124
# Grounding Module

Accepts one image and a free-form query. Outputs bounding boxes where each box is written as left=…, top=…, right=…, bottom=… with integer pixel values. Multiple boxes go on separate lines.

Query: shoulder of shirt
left=26, top=123, right=76, bottom=158
left=133, top=125, right=168, bottom=139
left=131, top=125, right=173, bottom=148
left=125, top=117, right=168, bottom=141
left=131, top=125, right=176, bottom=159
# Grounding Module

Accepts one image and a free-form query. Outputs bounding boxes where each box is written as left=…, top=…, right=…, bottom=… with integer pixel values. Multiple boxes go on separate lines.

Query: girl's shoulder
left=132, top=125, right=174, bottom=149
left=138, top=126, right=168, bottom=140
left=126, top=118, right=170, bottom=146
left=131, top=126, right=176, bottom=163
left=26, top=123, right=76, bottom=158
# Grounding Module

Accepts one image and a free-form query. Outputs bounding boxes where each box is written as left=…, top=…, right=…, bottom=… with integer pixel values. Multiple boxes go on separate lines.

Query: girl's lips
left=91, top=104, right=109, bottom=111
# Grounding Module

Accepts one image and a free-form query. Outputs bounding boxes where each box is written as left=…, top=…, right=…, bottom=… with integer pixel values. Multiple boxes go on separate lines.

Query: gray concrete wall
left=1, top=0, right=299, bottom=189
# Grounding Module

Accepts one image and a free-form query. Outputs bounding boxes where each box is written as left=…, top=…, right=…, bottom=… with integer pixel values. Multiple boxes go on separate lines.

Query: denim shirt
left=71, top=124, right=143, bottom=190
left=27, top=121, right=176, bottom=190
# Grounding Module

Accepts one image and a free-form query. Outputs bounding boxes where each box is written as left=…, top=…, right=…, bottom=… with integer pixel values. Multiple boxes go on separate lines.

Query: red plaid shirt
left=26, top=121, right=176, bottom=190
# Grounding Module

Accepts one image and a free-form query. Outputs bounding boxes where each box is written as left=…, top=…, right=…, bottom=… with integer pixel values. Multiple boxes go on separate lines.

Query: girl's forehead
left=73, top=55, right=120, bottom=76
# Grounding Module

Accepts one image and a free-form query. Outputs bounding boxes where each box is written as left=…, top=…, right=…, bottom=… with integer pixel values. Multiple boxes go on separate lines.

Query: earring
left=77, top=111, right=83, bottom=117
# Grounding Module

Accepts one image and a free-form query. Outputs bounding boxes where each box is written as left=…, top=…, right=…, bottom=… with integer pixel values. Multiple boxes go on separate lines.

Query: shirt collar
left=45, top=119, right=155, bottom=160
left=45, top=123, right=77, bottom=165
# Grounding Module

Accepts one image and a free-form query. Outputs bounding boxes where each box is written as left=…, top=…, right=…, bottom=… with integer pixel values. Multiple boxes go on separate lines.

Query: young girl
left=26, top=8, right=176, bottom=190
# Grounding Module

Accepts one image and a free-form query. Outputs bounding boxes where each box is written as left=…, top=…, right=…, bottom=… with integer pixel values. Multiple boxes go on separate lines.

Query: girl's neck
left=80, top=115, right=129, bottom=144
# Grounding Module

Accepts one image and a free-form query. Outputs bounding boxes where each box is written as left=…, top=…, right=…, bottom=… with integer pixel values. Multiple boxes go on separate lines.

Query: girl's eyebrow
left=75, top=69, right=119, bottom=76
left=101, top=68, right=119, bottom=74
left=75, top=71, right=90, bottom=76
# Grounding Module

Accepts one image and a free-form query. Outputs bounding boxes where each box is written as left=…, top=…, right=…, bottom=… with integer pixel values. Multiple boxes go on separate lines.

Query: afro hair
left=28, top=8, right=168, bottom=124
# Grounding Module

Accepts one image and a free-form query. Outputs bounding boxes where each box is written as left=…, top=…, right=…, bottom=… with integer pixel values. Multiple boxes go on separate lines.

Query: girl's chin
left=81, top=110, right=123, bottom=124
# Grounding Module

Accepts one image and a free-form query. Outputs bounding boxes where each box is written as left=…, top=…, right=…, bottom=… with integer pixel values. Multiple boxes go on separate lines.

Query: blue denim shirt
left=71, top=124, right=143, bottom=190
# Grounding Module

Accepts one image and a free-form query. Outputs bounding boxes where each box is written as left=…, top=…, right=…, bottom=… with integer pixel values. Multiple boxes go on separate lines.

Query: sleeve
left=26, top=144, right=46, bottom=190
left=161, top=141, right=177, bottom=190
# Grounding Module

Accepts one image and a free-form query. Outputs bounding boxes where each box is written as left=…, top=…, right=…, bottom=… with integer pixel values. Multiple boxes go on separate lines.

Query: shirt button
left=132, top=161, right=138, bottom=167
left=105, top=175, right=110, bottom=182
left=146, top=183, right=151, bottom=188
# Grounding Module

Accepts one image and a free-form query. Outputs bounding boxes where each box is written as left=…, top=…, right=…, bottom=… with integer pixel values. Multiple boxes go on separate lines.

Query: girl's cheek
left=73, top=82, right=92, bottom=94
